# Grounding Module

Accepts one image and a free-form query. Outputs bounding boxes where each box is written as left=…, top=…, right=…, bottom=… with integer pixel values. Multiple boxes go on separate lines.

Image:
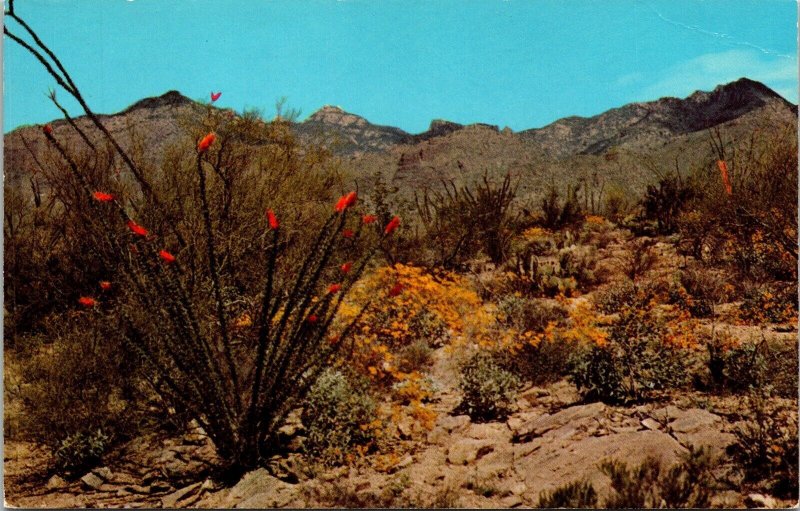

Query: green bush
left=458, top=351, right=519, bottom=421
left=570, top=288, right=686, bottom=404
left=704, top=336, right=798, bottom=398
left=302, top=370, right=378, bottom=465
left=54, top=429, right=110, bottom=477
left=537, top=480, right=598, bottom=508
left=396, top=339, right=435, bottom=374
left=601, top=447, right=714, bottom=508
left=731, top=392, right=799, bottom=499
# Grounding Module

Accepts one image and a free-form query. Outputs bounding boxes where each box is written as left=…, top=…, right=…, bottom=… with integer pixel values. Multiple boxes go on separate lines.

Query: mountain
left=4, top=78, right=796, bottom=202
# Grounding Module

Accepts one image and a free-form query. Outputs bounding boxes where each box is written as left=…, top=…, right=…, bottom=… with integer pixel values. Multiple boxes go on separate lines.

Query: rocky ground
left=5, top=336, right=796, bottom=508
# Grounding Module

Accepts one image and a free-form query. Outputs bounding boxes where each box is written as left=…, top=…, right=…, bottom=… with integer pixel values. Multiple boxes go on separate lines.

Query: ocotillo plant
left=5, top=2, right=403, bottom=472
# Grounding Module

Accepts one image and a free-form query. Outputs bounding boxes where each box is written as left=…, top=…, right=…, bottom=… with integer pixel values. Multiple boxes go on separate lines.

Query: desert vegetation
left=4, top=4, right=798, bottom=508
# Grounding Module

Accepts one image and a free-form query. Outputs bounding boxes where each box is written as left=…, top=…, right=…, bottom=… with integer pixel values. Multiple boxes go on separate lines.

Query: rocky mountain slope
left=4, top=78, right=796, bottom=200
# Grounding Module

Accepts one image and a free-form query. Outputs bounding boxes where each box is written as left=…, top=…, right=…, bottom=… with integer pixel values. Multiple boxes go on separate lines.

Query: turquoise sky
left=3, top=0, right=797, bottom=133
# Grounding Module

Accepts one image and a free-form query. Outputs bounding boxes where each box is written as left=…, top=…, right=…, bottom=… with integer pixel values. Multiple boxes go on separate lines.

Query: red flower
left=328, top=283, right=342, bottom=294
left=127, top=220, right=149, bottom=237
left=342, top=229, right=354, bottom=239
left=384, top=216, right=401, bottom=235
left=362, top=214, right=377, bottom=224
left=340, top=262, right=353, bottom=274
left=266, top=209, right=280, bottom=230
left=334, top=191, right=358, bottom=212
left=93, top=191, right=115, bottom=202
left=99, top=281, right=112, bottom=291
left=717, top=160, right=732, bottom=196
left=197, top=132, right=216, bottom=153
left=307, top=314, right=319, bottom=324
left=328, top=335, right=340, bottom=345
left=159, top=250, right=176, bottom=264
left=42, top=124, right=53, bottom=135
left=78, top=296, right=97, bottom=308
left=211, top=91, right=222, bottom=102
left=388, top=282, right=404, bottom=297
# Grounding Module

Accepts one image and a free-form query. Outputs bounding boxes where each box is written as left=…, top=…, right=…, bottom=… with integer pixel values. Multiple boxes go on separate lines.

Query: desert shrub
left=681, top=127, right=797, bottom=283
left=458, top=351, right=519, bottom=421
left=4, top=10, right=404, bottom=473
left=641, top=174, right=694, bottom=235
left=396, top=339, right=435, bottom=374
left=414, top=172, right=519, bottom=267
left=537, top=480, right=598, bottom=508
left=496, top=295, right=574, bottom=384
left=601, top=447, right=715, bottom=508
left=302, top=370, right=379, bottom=465
left=739, top=283, right=798, bottom=325
left=540, top=184, right=585, bottom=232
left=54, top=430, right=110, bottom=478
left=731, top=392, right=798, bottom=499
left=667, top=266, right=730, bottom=319
left=703, top=333, right=798, bottom=398
left=13, top=315, right=147, bottom=454
left=570, top=287, right=687, bottom=403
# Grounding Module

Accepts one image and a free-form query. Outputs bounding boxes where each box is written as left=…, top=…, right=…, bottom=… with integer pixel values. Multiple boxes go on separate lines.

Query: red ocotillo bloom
left=388, top=282, right=404, bottom=297
left=340, top=262, right=353, bottom=274
left=197, top=132, right=216, bottom=153
left=78, top=296, right=97, bottom=308
left=334, top=191, right=358, bottom=212
left=307, top=314, right=319, bottom=324
left=328, top=283, right=342, bottom=294
left=266, top=209, right=279, bottom=230
left=362, top=214, right=377, bottom=224
left=717, top=160, right=732, bottom=196
left=342, top=229, right=354, bottom=239
left=42, top=124, right=53, bottom=135
left=93, top=191, right=115, bottom=202
left=99, top=281, right=112, bottom=291
left=211, top=91, right=222, bottom=102
left=384, top=216, right=401, bottom=235
left=159, top=250, right=176, bottom=264
left=127, top=220, right=149, bottom=237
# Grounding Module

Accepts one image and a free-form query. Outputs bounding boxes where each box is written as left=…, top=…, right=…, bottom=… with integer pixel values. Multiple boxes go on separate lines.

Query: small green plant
left=302, top=369, right=379, bottom=465
left=458, top=351, right=519, bottom=421
left=731, top=392, right=799, bottom=499
left=570, top=287, right=686, bottom=404
left=601, top=447, right=714, bottom=508
left=396, top=339, right=435, bottom=374
left=54, top=429, right=110, bottom=477
left=537, top=480, right=598, bottom=508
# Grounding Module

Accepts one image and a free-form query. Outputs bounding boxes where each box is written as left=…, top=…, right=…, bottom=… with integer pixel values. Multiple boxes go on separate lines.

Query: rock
left=437, top=414, right=471, bottom=433
left=641, top=418, right=661, bottom=431
left=161, top=482, right=202, bottom=508
left=745, top=493, right=777, bottom=508
left=464, top=422, right=511, bottom=442
left=501, top=495, right=523, bottom=508
left=397, top=419, right=414, bottom=439
left=514, top=402, right=606, bottom=442
left=122, top=484, right=151, bottom=495
left=149, top=480, right=172, bottom=493
left=92, top=466, right=113, bottom=481
left=446, top=440, right=494, bottom=465
left=200, top=478, right=217, bottom=492
left=80, top=472, right=104, bottom=490
left=46, top=475, right=68, bottom=490
left=509, top=482, right=527, bottom=496
left=224, top=468, right=298, bottom=508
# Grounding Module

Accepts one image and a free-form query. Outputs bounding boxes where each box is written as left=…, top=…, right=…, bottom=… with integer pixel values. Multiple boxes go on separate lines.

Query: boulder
left=79, top=472, right=104, bottom=491
left=161, top=481, right=202, bottom=508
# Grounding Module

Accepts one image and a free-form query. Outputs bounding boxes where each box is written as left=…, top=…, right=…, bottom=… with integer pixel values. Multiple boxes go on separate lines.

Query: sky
left=3, top=0, right=798, bottom=133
